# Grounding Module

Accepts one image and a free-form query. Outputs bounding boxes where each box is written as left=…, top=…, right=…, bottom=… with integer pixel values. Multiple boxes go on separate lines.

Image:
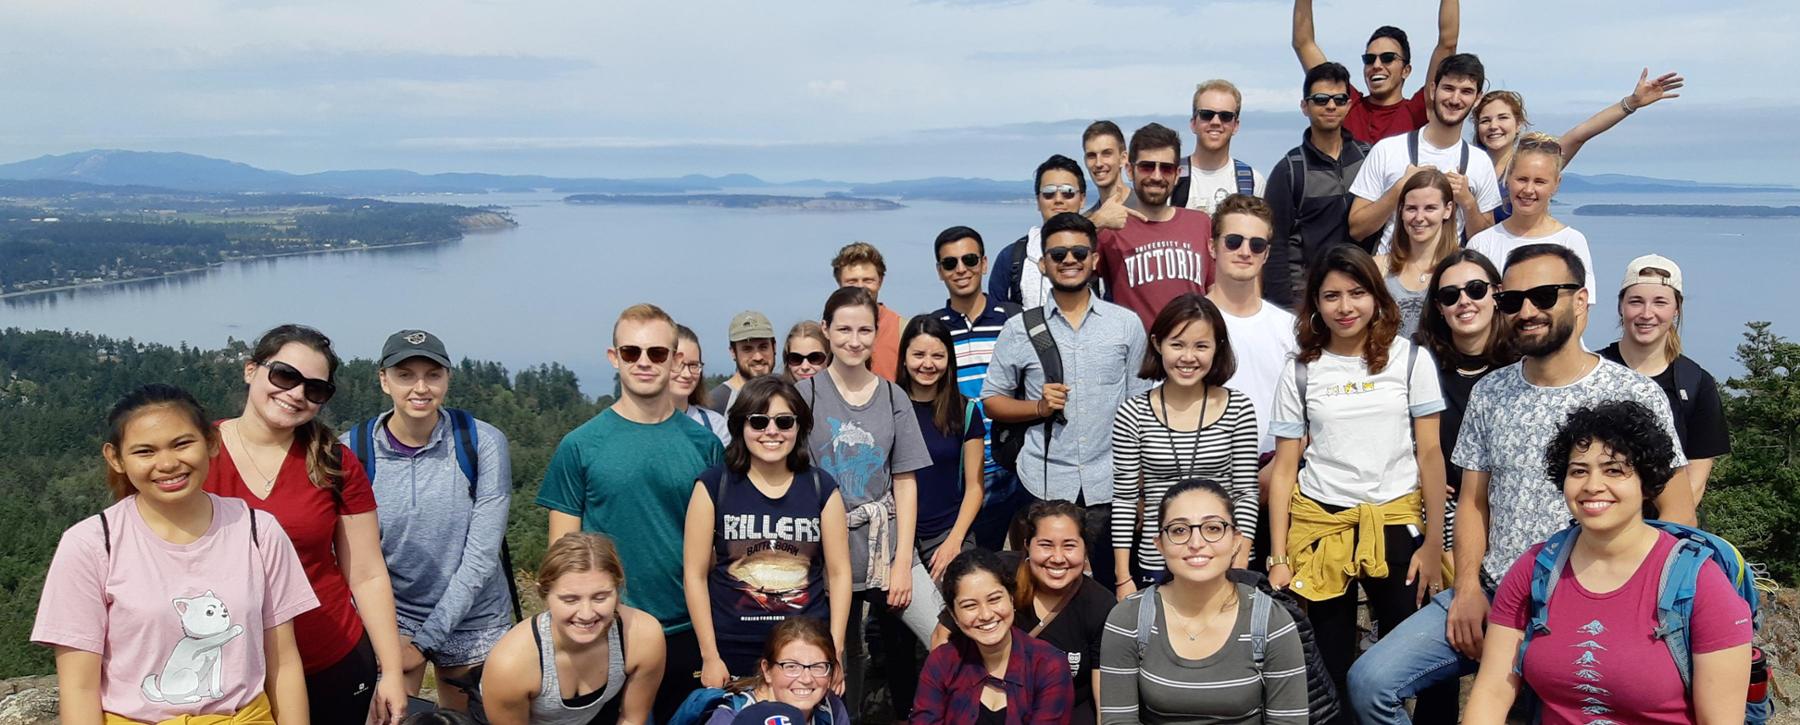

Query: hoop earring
left=1310, top=312, right=1324, bottom=332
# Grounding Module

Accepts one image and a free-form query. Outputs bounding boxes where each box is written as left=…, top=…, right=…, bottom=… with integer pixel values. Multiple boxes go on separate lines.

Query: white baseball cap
left=1620, top=254, right=1683, bottom=295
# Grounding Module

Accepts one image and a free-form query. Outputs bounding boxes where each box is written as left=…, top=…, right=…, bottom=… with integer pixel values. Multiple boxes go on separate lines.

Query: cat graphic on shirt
left=142, top=591, right=245, bottom=705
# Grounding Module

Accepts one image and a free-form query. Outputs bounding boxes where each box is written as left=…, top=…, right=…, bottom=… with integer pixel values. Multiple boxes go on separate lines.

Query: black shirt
left=1008, top=559, right=1113, bottom=725
left=1598, top=344, right=1731, bottom=459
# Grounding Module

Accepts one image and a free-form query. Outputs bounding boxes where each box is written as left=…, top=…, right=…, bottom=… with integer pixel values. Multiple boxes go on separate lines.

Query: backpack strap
left=249, top=507, right=259, bottom=547
left=1407, top=130, right=1420, bottom=167
left=1287, top=147, right=1307, bottom=214
left=1233, top=159, right=1256, bottom=197
left=1249, top=588, right=1273, bottom=675
left=1653, top=537, right=1710, bottom=691
left=447, top=408, right=481, bottom=499
left=1457, top=140, right=1470, bottom=175
left=99, top=512, right=111, bottom=557
left=1007, top=236, right=1029, bottom=305
left=351, top=415, right=380, bottom=482
left=1516, top=526, right=1579, bottom=676
left=1134, top=585, right=1157, bottom=662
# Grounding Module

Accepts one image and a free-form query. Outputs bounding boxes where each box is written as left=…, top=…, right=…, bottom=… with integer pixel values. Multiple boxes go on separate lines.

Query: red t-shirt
left=204, top=431, right=378, bottom=674
left=1346, top=86, right=1429, bottom=145
left=1097, top=209, right=1213, bottom=330
left=1489, top=532, right=1753, bottom=725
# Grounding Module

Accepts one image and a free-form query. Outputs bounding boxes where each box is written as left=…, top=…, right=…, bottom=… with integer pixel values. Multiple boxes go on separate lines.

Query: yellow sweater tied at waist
left=103, top=692, right=275, bottom=725
left=1285, top=489, right=1452, bottom=601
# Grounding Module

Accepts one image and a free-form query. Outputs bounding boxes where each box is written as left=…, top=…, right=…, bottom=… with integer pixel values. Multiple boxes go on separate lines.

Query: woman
left=897, top=314, right=986, bottom=579
left=33, top=384, right=317, bottom=724
left=1465, top=133, right=1598, bottom=293
left=1600, top=254, right=1729, bottom=501
left=342, top=329, right=515, bottom=714
left=1374, top=170, right=1458, bottom=340
left=913, top=548, right=1074, bottom=725
left=481, top=532, right=665, bottom=725
left=1111, top=293, right=1258, bottom=593
left=1268, top=245, right=1448, bottom=701
left=674, top=324, right=731, bottom=444
left=1099, top=479, right=1308, bottom=724
left=1012, top=501, right=1115, bottom=725
left=1464, top=401, right=1751, bottom=724
left=683, top=375, right=852, bottom=683
left=204, top=324, right=409, bottom=723
left=701, top=617, right=854, bottom=724
left=783, top=321, right=831, bottom=383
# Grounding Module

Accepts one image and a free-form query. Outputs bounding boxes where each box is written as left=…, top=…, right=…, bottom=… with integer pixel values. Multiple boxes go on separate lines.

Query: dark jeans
left=845, top=589, right=927, bottom=721
left=971, top=473, right=1027, bottom=550
left=652, top=627, right=703, bottom=723
left=307, top=633, right=377, bottom=724
left=1075, top=495, right=1116, bottom=589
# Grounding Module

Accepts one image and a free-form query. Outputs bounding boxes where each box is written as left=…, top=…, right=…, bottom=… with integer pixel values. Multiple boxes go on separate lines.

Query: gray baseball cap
left=380, top=329, right=452, bottom=369
left=727, top=310, right=775, bottom=342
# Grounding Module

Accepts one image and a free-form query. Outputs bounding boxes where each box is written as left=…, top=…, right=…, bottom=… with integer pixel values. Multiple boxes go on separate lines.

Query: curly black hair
left=1544, top=400, right=1678, bottom=519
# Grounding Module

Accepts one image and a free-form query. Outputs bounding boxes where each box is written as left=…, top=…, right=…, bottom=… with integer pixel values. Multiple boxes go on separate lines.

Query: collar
left=372, top=409, right=453, bottom=454
left=1300, top=127, right=1364, bottom=162
left=1047, top=293, right=1101, bottom=321
left=950, top=630, right=1030, bottom=688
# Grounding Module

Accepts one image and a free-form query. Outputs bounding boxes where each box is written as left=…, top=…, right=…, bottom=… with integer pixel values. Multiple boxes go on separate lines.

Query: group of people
left=33, top=1, right=1756, bottom=723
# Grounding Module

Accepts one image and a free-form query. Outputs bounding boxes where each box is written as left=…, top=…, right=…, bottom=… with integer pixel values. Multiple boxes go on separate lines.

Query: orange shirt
left=872, top=304, right=902, bottom=381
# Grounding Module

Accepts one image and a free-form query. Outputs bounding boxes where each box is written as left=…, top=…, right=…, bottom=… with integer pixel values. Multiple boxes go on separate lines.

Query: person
left=1464, top=401, right=1751, bottom=724
left=1172, top=79, right=1267, bottom=215
left=1081, top=121, right=1143, bottom=232
left=1340, top=244, right=1698, bottom=725
left=831, top=241, right=903, bottom=380
left=989, top=154, right=1093, bottom=309
left=931, top=225, right=1026, bottom=550
left=204, top=323, right=408, bottom=724
left=1267, top=245, right=1449, bottom=707
left=984, top=212, right=1151, bottom=590
left=343, top=329, right=514, bottom=713
left=795, top=285, right=941, bottom=717
left=912, top=548, right=1075, bottom=724
left=34, top=384, right=317, bottom=725
left=1291, top=0, right=1461, bottom=144
left=1473, top=70, right=1683, bottom=223
left=707, top=311, right=777, bottom=415
left=536, top=303, right=725, bottom=720
left=1099, top=479, right=1308, bottom=724
left=1009, top=500, right=1118, bottom=725
left=674, top=324, right=732, bottom=444
left=1466, top=132, right=1599, bottom=296
left=1374, top=169, right=1458, bottom=339
left=1268, top=61, right=1377, bottom=304
left=480, top=532, right=664, bottom=725
left=1098, top=122, right=1215, bottom=330
left=1111, top=293, right=1259, bottom=592
left=699, top=618, right=854, bottom=725
left=782, top=321, right=831, bottom=384
left=1600, top=254, right=1729, bottom=502
left=682, top=376, right=851, bottom=682
left=1206, top=194, right=1299, bottom=459
left=898, top=314, right=987, bottom=578
left=1349, top=53, right=1502, bottom=252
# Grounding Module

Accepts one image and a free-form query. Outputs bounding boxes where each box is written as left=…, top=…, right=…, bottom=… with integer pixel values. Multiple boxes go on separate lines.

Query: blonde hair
left=781, top=321, right=830, bottom=383
left=1507, top=131, right=1566, bottom=177
left=612, top=303, right=677, bottom=345
left=1192, top=79, right=1243, bottom=114
left=1389, top=168, right=1459, bottom=276
left=537, top=532, right=627, bottom=597
left=831, top=241, right=886, bottom=281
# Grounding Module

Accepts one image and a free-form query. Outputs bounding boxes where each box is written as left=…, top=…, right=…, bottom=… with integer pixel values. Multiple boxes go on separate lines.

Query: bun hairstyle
left=537, top=532, right=627, bottom=598
left=1158, top=478, right=1235, bottom=528
left=250, top=324, right=344, bottom=498
left=104, top=384, right=216, bottom=501
left=821, top=286, right=879, bottom=329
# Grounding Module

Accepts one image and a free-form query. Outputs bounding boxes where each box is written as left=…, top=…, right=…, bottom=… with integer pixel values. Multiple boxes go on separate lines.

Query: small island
left=1572, top=204, right=1800, bottom=218
left=564, top=193, right=902, bottom=211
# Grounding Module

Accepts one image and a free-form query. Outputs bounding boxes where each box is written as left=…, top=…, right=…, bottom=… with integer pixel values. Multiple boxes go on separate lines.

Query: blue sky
left=2, top=0, right=1793, bottom=183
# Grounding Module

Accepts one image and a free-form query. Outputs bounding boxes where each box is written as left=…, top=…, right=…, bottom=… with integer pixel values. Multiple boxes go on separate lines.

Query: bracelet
left=1620, top=95, right=1638, bottom=115
left=1266, top=555, right=1291, bottom=567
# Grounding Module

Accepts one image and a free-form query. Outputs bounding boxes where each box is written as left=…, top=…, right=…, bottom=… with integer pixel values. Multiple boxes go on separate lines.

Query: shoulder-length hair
left=1414, top=249, right=1518, bottom=370
left=724, top=375, right=814, bottom=474
left=1138, top=293, right=1236, bottom=386
left=1295, top=245, right=1402, bottom=373
left=250, top=324, right=345, bottom=495
left=1388, top=169, right=1459, bottom=277
left=894, top=315, right=965, bottom=436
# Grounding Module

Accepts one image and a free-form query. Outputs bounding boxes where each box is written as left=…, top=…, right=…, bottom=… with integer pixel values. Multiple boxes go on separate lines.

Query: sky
left=1, top=0, right=1795, bottom=184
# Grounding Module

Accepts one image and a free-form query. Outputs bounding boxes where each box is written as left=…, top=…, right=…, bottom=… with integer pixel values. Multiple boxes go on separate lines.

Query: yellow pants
left=104, top=692, right=275, bottom=725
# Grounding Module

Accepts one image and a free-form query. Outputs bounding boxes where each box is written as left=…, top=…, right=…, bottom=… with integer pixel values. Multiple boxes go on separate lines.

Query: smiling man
left=1171, top=80, right=1266, bottom=215
left=988, top=154, right=1091, bottom=309
left=706, top=310, right=776, bottom=415
left=1292, top=0, right=1460, bottom=144
left=1098, top=123, right=1214, bottom=330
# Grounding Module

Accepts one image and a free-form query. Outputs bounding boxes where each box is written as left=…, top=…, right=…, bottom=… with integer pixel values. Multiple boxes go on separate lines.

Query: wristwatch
left=1266, top=556, right=1291, bottom=567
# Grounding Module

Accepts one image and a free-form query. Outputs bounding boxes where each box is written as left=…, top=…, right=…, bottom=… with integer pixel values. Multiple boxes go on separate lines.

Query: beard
left=1050, top=270, right=1093, bottom=293
left=1515, top=313, right=1575, bottom=357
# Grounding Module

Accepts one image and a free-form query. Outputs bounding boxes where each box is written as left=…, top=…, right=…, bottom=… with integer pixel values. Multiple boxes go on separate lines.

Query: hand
left=1089, top=197, right=1148, bottom=231
left=1114, top=578, right=1138, bottom=602
left=1445, top=171, right=1474, bottom=210
left=1401, top=164, right=1428, bottom=184
left=1041, top=383, right=1071, bottom=413
left=1407, top=547, right=1444, bottom=608
left=1268, top=562, right=1293, bottom=590
left=1445, top=586, right=1491, bottom=660
left=928, top=537, right=962, bottom=582
left=701, top=656, right=731, bottom=689
left=1630, top=68, right=1684, bottom=108
left=833, top=649, right=847, bottom=695
left=368, top=671, right=408, bottom=725
left=886, top=558, right=914, bottom=609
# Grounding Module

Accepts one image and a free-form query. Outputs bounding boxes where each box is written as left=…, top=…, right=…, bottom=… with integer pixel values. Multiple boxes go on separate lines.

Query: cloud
left=807, top=79, right=850, bottom=96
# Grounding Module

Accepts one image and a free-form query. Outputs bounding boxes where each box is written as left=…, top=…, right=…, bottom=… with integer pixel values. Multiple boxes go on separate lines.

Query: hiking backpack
left=990, top=306, right=1063, bottom=475
left=1172, top=157, right=1258, bottom=210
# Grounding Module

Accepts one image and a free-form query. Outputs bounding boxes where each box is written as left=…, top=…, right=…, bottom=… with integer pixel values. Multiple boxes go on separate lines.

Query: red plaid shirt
left=911, top=629, right=1075, bottom=725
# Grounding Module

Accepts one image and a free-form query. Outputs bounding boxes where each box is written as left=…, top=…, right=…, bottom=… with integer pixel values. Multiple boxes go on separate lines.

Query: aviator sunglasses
left=940, top=253, right=982, bottom=271
left=261, top=360, right=337, bottom=405
left=1434, top=279, right=1491, bottom=307
left=616, top=345, right=672, bottom=364
left=1361, top=51, right=1403, bottom=66
left=1220, top=234, right=1269, bottom=254
left=1046, top=246, right=1092, bottom=264
left=1493, top=283, right=1581, bottom=315
left=748, top=413, right=799, bottom=431
left=1134, top=160, right=1179, bottom=176
left=785, top=351, right=828, bottom=367
left=1039, top=184, right=1080, bottom=201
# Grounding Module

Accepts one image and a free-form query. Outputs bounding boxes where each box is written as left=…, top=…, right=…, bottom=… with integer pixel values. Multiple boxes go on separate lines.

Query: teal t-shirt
left=536, top=408, right=724, bottom=633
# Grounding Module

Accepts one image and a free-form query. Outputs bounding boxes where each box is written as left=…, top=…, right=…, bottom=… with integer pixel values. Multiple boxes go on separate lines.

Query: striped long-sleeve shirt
left=1110, top=388, right=1260, bottom=572
left=1098, top=584, right=1308, bottom=724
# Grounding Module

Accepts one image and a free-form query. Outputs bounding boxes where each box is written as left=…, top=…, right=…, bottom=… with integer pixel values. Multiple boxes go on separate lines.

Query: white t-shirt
left=1351, top=133, right=1502, bottom=253
left=1466, top=223, right=1599, bottom=295
left=1218, top=300, right=1299, bottom=454
left=1178, top=157, right=1268, bottom=215
left=1018, top=225, right=1053, bottom=309
left=1272, top=336, right=1446, bottom=506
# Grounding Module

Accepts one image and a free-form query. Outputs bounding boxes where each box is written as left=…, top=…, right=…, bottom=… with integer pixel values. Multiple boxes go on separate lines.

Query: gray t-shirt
left=798, top=370, right=932, bottom=589
left=1384, top=273, right=1426, bottom=342
left=1453, top=358, right=1688, bottom=581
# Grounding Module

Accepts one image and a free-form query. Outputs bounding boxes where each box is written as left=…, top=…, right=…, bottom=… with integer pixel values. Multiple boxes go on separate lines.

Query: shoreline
left=1, top=237, right=455, bottom=301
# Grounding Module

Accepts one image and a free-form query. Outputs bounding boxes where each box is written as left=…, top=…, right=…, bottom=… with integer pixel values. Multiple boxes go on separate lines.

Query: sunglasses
left=616, top=345, right=672, bottom=364
left=1046, top=246, right=1093, bottom=264
left=1494, top=283, right=1582, bottom=315
left=1307, top=93, right=1351, bottom=107
left=1361, top=51, right=1403, bottom=66
left=785, top=351, right=828, bottom=367
left=1134, top=160, right=1179, bottom=177
left=1434, top=279, right=1492, bottom=307
left=747, top=413, right=799, bottom=431
left=1221, top=234, right=1269, bottom=254
left=1192, top=109, right=1238, bottom=123
left=261, top=360, right=336, bottom=405
left=939, top=253, right=982, bottom=271
left=1039, top=184, right=1079, bottom=201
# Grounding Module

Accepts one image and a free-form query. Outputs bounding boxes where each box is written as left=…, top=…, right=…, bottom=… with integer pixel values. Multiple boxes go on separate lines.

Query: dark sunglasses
left=1434, top=279, right=1492, bottom=307
left=1307, top=93, right=1351, bottom=107
left=1039, top=183, right=1079, bottom=201
left=1361, top=51, right=1403, bottom=66
left=616, top=345, right=672, bottom=364
left=1192, top=109, right=1238, bottom=123
left=1046, top=246, right=1093, bottom=264
left=940, top=253, right=982, bottom=271
left=1494, top=283, right=1582, bottom=315
left=747, top=413, right=799, bottom=431
left=261, top=360, right=336, bottom=405
left=1221, top=234, right=1269, bottom=254
left=1134, top=160, right=1179, bottom=176
left=785, top=351, right=828, bottom=367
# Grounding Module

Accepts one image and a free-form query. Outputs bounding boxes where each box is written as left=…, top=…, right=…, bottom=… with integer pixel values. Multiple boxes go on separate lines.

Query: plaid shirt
left=913, top=629, right=1075, bottom=725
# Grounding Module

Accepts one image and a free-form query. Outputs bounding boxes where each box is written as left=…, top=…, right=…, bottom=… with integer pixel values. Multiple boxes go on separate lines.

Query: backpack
left=1173, top=158, right=1257, bottom=209
left=350, top=409, right=523, bottom=622
left=668, top=687, right=733, bottom=725
left=1515, top=520, right=1771, bottom=723
left=991, top=306, right=1063, bottom=475
left=1282, top=137, right=1376, bottom=252
left=1404, top=129, right=1470, bottom=175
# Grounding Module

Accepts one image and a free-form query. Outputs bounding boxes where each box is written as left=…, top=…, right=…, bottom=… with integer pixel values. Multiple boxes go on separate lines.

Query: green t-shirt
left=536, top=408, right=724, bottom=632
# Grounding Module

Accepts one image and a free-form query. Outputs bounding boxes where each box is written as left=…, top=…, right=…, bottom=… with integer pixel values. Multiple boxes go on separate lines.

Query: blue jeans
left=1346, top=588, right=1483, bottom=725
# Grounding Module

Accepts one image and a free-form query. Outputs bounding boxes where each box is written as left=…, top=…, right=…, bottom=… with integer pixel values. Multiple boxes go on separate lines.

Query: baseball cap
left=731, top=701, right=807, bottom=725
left=380, top=329, right=452, bottom=369
left=1620, top=254, right=1683, bottom=295
left=728, top=311, right=776, bottom=343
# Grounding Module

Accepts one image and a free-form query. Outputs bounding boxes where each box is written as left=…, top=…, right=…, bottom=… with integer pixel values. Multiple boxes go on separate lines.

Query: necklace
left=1157, top=385, right=1209, bottom=479
left=232, top=421, right=278, bottom=493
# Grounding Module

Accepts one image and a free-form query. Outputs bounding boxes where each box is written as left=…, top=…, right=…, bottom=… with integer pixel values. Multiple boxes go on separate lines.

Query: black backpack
left=990, top=307, right=1063, bottom=474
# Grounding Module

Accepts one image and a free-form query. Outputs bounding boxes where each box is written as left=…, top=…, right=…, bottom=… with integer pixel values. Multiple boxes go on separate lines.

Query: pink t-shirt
left=1490, top=531, right=1752, bottom=725
left=32, top=494, right=318, bottom=722
left=1097, top=209, right=1214, bottom=330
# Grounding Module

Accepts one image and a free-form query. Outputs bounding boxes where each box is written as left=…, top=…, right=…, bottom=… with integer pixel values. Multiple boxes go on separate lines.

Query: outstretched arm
left=1423, top=0, right=1461, bottom=91
left=1560, top=69, right=1684, bottom=166
left=1292, top=0, right=1328, bottom=71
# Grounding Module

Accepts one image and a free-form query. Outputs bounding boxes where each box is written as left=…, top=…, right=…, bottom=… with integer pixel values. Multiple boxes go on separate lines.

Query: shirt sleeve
left=414, top=424, right=514, bottom=652
left=1098, top=593, right=1145, bottom=725
left=981, top=317, right=1028, bottom=401
left=1348, top=138, right=1392, bottom=203
left=1408, top=345, right=1447, bottom=417
left=910, top=645, right=956, bottom=724
left=258, top=509, right=323, bottom=630
left=1685, top=367, right=1732, bottom=459
left=1486, top=543, right=1542, bottom=630
left=1689, top=559, right=1754, bottom=655
left=535, top=434, right=587, bottom=517
left=1124, top=322, right=1154, bottom=398
left=1271, top=358, right=1306, bottom=440
left=30, top=520, right=108, bottom=654
left=1451, top=377, right=1493, bottom=472
left=1227, top=392, right=1261, bottom=539
left=1261, top=603, right=1311, bottom=725
left=1109, top=397, right=1147, bottom=560
left=1633, top=376, right=1691, bottom=468
left=963, top=408, right=988, bottom=443
left=888, top=383, right=935, bottom=475
left=335, top=442, right=378, bottom=515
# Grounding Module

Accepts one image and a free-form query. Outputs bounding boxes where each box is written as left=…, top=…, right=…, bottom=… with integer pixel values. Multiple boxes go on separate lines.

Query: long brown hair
left=250, top=324, right=345, bottom=495
left=1388, top=169, right=1458, bottom=277
left=1295, top=245, right=1402, bottom=374
left=1414, top=249, right=1518, bottom=370
left=895, top=315, right=965, bottom=436
left=727, top=615, right=840, bottom=694
left=1009, top=500, right=1087, bottom=611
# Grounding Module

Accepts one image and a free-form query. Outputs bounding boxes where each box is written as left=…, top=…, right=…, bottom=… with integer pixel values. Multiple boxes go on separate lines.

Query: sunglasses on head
left=1494, top=283, right=1582, bottom=315
left=1220, top=234, right=1269, bottom=254
left=1434, top=279, right=1491, bottom=307
left=1193, top=109, right=1238, bottom=123
left=939, top=253, right=982, bottom=271
left=1307, top=93, right=1351, bottom=107
left=1134, top=160, right=1179, bottom=176
left=785, top=351, right=828, bottom=367
left=261, top=360, right=336, bottom=405
left=1039, top=184, right=1079, bottom=201
left=747, top=413, right=799, bottom=431
left=1046, top=246, right=1092, bottom=264
left=1362, top=51, right=1403, bottom=66
left=616, top=345, right=672, bottom=364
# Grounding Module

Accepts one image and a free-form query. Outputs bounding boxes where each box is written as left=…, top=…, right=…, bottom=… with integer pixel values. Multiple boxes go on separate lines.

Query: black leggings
left=653, top=628, right=704, bottom=723
left=307, top=633, right=377, bottom=724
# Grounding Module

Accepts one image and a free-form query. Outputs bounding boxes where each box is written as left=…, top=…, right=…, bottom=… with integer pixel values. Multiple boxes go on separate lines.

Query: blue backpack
left=668, top=687, right=732, bottom=725
left=1515, top=520, right=1770, bottom=723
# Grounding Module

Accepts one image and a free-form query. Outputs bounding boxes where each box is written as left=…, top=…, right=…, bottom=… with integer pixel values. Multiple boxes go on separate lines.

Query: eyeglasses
left=1161, top=519, right=1235, bottom=545
left=260, top=360, right=336, bottom=405
left=1134, top=160, right=1179, bottom=177
left=940, top=253, right=982, bottom=271
left=1192, top=109, right=1238, bottom=123
left=1361, top=51, right=1403, bottom=66
left=1221, top=234, right=1269, bottom=254
left=773, top=660, right=834, bottom=679
left=1434, top=280, right=1492, bottom=307
left=616, top=345, right=672, bottom=364
left=1307, top=93, right=1351, bottom=107
left=1493, top=283, right=1582, bottom=315
left=747, top=413, right=799, bottom=431
left=675, top=360, right=704, bottom=375
left=1039, top=184, right=1079, bottom=201
left=1045, top=246, right=1092, bottom=264
left=785, top=351, right=828, bottom=367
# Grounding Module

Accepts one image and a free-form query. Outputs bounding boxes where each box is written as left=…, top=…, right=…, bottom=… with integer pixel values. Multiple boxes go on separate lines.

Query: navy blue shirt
left=935, top=297, right=1022, bottom=506
left=700, top=465, right=840, bottom=647
left=911, top=400, right=986, bottom=540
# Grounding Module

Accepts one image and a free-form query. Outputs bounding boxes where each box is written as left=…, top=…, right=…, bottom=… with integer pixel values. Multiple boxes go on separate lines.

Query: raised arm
left=1560, top=69, right=1684, bottom=166
left=1423, top=0, right=1461, bottom=94
left=1292, top=0, right=1328, bottom=71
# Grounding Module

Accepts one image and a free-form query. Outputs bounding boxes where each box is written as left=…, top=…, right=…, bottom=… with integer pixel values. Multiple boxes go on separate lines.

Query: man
left=1172, top=79, right=1267, bottom=215
left=537, top=303, right=725, bottom=720
left=1098, top=122, right=1214, bottom=330
left=1291, top=0, right=1461, bottom=144
left=832, top=241, right=903, bottom=381
left=983, top=212, right=1150, bottom=588
left=930, top=226, right=1025, bottom=550
left=1343, top=245, right=1696, bottom=725
left=1349, top=53, right=1502, bottom=253
left=704, top=310, right=775, bottom=415
left=1082, top=120, right=1144, bottom=231
left=987, top=154, right=1091, bottom=309
left=1267, top=61, right=1376, bottom=306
